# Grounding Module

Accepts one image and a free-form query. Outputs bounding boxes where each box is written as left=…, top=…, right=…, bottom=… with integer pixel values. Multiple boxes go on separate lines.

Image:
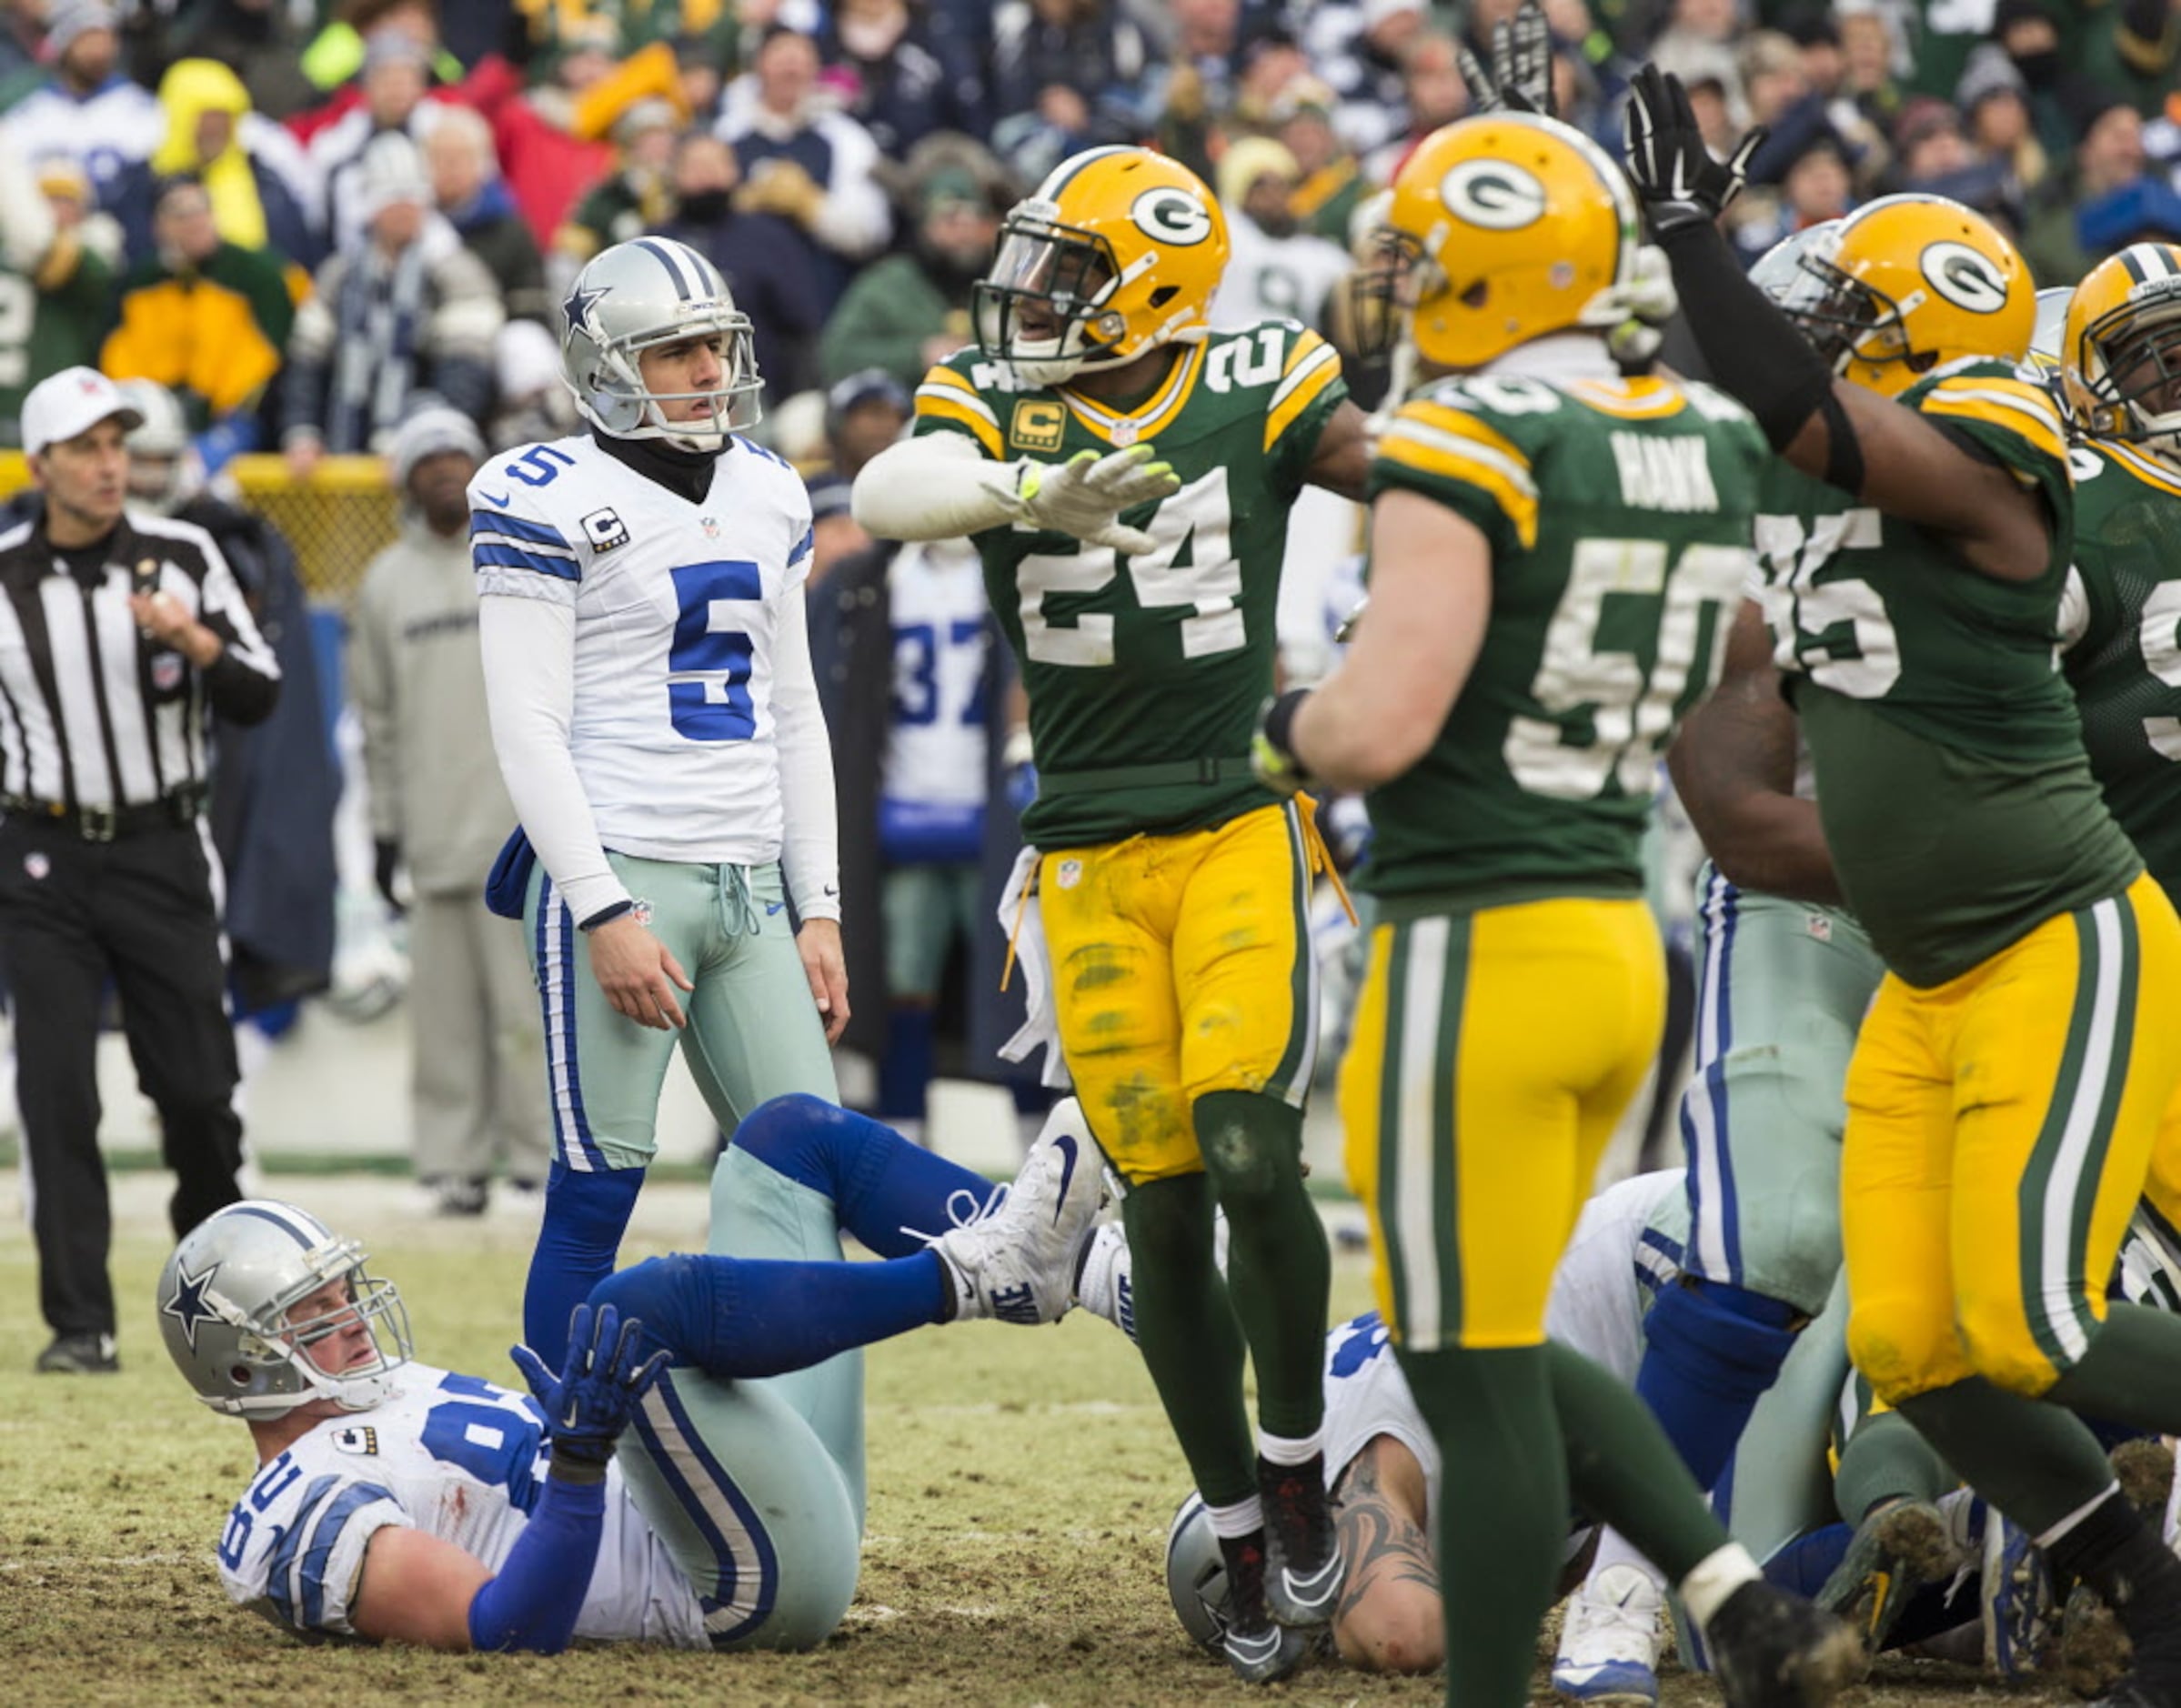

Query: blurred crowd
left=0, top=0, right=2172, bottom=479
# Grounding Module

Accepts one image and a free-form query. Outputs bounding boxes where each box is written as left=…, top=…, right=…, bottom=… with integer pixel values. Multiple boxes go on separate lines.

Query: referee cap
left=23, top=367, right=144, bottom=457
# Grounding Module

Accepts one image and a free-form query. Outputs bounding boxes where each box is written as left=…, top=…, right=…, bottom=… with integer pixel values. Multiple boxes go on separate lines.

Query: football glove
left=1251, top=689, right=1312, bottom=799
left=509, top=1301, right=671, bottom=1474
left=985, top=445, right=1179, bottom=555
left=1623, top=64, right=1765, bottom=240
left=1458, top=0, right=1555, bottom=117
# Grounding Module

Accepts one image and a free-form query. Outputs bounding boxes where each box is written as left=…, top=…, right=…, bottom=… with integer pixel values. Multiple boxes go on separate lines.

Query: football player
left=852, top=145, right=1373, bottom=1682
left=472, top=237, right=846, bottom=1371
left=158, top=1095, right=1102, bottom=1652
left=1250, top=110, right=1859, bottom=1708
left=1625, top=65, right=2181, bottom=1708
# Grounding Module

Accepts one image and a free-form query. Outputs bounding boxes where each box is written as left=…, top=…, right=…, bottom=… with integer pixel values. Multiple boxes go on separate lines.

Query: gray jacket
left=348, top=516, right=517, bottom=897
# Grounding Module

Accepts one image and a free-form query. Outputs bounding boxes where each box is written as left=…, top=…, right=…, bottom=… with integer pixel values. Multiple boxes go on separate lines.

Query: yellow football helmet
left=1354, top=112, right=1667, bottom=371
left=2061, top=244, right=2181, bottom=454
left=1772, top=193, right=2035, bottom=398
left=973, top=146, right=1230, bottom=387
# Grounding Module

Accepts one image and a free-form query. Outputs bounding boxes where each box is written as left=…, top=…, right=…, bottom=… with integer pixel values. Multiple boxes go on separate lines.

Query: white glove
left=983, top=444, right=1181, bottom=555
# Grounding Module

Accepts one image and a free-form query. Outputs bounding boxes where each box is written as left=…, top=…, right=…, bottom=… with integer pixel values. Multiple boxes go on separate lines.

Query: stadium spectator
left=283, top=133, right=503, bottom=466
left=350, top=405, right=549, bottom=1218
left=0, top=153, right=115, bottom=447
left=1209, top=136, right=1352, bottom=332
left=37, top=152, right=123, bottom=271
left=105, top=56, right=326, bottom=275
left=426, top=104, right=548, bottom=327
left=819, top=161, right=1000, bottom=391
left=803, top=368, right=911, bottom=583
left=0, top=0, right=163, bottom=195
left=308, top=30, right=441, bottom=251
left=3, top=367, right=279, bottom=1377
left=1955, top=45, right=2049, bottom=200
left=1838, top=0, right=1909, bottom=132
left=100, top=173, right=301, bottom=476
left=1298, top=0, right=1424, bottom=160
left=2023, top=85, right=2181, bottom=285
left=715, top=25, right=890, bottom=313
left=986, top=0, right=1153, bottom=186
left=1147, top=0, right=1247, bottom=178
left=820, top=0, right=989, bottom=160
left=553, top=95, right=680, bottom=274
left=1266, top=79, right=1370, bottom=246
left=1991, top=0, right=2088, bottom=162
left=162, top=0, right=319, bottom=122
left=1363, top=32, right=1468, bottom=185
left=651, top=130, right=822, bottom=410
left=114, top=380, right=338, bottom=1036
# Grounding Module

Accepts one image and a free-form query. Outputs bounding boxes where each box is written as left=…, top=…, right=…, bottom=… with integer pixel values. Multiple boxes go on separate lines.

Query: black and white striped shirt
left=0, top=507, right=281, bottom=811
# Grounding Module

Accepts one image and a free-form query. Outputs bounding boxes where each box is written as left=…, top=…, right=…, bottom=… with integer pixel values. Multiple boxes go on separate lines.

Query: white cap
left=23, top=367, right=144, bottom=456
left=389, top=401, right=485, bottom=488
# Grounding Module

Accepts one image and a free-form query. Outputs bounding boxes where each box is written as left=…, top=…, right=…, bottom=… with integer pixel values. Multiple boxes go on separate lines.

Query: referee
left=4, top=367, right=280, bottom=1375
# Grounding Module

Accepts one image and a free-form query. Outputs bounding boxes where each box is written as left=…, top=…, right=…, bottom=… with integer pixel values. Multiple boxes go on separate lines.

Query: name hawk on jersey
left=1610, top=434, right=1722, bottom=514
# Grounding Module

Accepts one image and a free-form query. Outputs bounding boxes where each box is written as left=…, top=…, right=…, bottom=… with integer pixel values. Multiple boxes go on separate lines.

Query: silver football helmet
left=157, top=1200, right=413, bottom=1418
left=116, top=377, right=193, bottom=514
left=2030, top=285, right=2074, bottom=366
left=1165, top=1492, right=1233, bottom=1654
left=558, top=236, right=761, bottom=450
left=1749, top=219, right=1844, bottom=308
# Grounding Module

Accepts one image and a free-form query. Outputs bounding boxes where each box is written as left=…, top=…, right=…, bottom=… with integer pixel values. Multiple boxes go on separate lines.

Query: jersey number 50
left=1014, top=469, right=1241, bottom=665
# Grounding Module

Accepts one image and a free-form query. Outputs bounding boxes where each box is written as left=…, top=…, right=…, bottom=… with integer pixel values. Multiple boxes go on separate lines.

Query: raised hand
left=1623, top=63, right=1765, bottom=238
left=986, top=444, right=1181, bottom=554
left=509, top=1301, right=672, bottom=1469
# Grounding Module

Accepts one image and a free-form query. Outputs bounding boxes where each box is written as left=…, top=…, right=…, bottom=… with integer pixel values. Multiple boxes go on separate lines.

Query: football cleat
left=1553, top=1562, right=1663, bottom=1705
left=1704, top=1580, right=1864, bottom=1708
left=931, top=1097, right=1102, bottom=1325
left=1816, top=1497, right=1960, bottom=1663
left=35, top=1331, right=118, bottom=1374
left=1259, top=1454, right=1343, bottom=1628
left=1983, top=1512, right=2060, bottom=1680
left=1217, top=1530, right=1312, bottom=1684
left=1071, top=1221, right=1135, bottom=1342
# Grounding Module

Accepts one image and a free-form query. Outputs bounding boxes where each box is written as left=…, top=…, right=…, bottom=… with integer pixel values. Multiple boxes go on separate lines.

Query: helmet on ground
left=973, top=146, right=1230, bottom=387
left=1353, top=111, right=1672, bottom=371
left=2061, top=244, right=2181, bottom=455
left=1165, top=1492, right=1233, bottom=1654
left=1772, top=193, right=2035, bottom=397
left=157, top=1200, right=413, bottom=1418
left=559, top=236, right=762, bottom=449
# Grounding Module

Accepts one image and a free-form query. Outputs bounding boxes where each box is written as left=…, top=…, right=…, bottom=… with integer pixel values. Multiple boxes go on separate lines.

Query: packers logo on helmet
left=974, top=146, right=1230, bottom=387
left=1773, top=194, right=2035, bottom=398
left=2060, top=243, right=2181, bottom=456
left=1351, top=114, right=1672, bottom=372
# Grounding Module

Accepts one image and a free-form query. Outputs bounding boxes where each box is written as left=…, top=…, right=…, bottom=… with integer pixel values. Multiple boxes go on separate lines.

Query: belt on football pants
left=2, top=787, right=205, bottom=841
left=1035, top=756, right=1257, bottom=798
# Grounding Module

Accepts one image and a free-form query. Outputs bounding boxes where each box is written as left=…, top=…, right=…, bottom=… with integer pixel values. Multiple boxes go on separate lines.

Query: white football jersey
left=216, top=1361, right=707, bottom=1648
left=469, top=434, right=815, bottom=867
left=883, top=538, right=990, bottom=813
left=1321, top=1170, right=1688, bottom=1522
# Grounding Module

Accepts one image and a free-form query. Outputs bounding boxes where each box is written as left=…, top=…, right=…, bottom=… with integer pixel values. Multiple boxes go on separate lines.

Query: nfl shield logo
left=631, top=898, right=654, bottom=927
left=1056, top=859, right=1082, bottom=890
left=24, top=851, right=47, bottom=879
left=152, top=652, right=184, bottom=693
left=700, top=517, right=720, bottom=539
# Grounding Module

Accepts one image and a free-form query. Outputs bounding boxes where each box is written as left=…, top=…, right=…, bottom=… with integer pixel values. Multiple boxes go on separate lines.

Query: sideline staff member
left=2, top=367, right=280, bottom=1374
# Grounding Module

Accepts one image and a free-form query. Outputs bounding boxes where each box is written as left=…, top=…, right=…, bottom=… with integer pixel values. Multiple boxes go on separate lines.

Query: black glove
left=373, top=838, right=404, bottom=916
left=1623, top=64, right=1765, bottom=240
left=1251, top=689, right=1312, bottom=800
left=1458, top=0, right=1556, bottom=118
left=508, top=1302, right=672, bottom=1476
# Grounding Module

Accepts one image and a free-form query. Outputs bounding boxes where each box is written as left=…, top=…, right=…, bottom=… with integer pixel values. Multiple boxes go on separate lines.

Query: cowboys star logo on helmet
left=973, top=146, right=1231, bottom=386
left=558, top=236, right=763, bottom=449
left=162, top=1257, right=222, bottom=1352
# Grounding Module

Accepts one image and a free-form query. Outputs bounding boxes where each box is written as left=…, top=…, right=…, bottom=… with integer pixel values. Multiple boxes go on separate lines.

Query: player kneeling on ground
left=158, top=1098, right=1102, bottom=1651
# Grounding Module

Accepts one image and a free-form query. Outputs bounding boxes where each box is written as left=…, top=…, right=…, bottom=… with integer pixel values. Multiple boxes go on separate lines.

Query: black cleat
left=1218, top=1529, right=1311, bottom=1684
left=1258, top=1454, right=1343, bottom=1628
left=1705, top=1580, right=1864, bottom=1708
left=35, top=1331, right=118, bottom=1373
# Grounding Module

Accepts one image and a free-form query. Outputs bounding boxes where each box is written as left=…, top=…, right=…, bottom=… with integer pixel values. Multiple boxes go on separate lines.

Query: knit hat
left=1216, top=136, right=1300, bottom=210
left=43, top=0, right=116, bottom=61
left=390, top=402, right=484, bottom=489
left=357, top=130, right=431, bottom=218
left=1955, top=44, right=2028, bottom=116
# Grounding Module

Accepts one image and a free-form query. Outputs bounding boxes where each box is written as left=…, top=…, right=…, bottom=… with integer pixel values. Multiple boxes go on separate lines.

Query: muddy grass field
left=0, top=1172, right=2077, bottom=1707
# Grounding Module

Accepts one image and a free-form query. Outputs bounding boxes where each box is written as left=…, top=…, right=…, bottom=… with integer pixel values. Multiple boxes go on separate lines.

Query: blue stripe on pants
left=1682, top=867, right=1743, bottom=1283
left=537, top=874, right=604, bottom=1171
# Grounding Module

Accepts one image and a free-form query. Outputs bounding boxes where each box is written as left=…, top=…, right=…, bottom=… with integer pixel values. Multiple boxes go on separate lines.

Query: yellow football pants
left=1844, top=875, right=2181, bottom=1403
left=1039, top=800, right=1322, bottom=1183
left=1340, top=897, right=1664, bottom=1351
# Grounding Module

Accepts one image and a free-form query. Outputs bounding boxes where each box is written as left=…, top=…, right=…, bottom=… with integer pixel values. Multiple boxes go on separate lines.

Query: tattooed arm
left=1329, top=1435, right=1442, bottom=1674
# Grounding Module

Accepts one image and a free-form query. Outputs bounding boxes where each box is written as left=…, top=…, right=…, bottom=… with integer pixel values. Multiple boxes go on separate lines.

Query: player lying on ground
left=156, top=1097, right=1102, bottom=1652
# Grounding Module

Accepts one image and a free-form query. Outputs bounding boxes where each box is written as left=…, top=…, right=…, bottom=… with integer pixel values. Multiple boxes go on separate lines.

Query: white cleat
left=1071, top=1221, right=1135, bottom=1342
left=934, top=1097, right=1103, bottom=1324
left=1553, top=1562, right=1663, bottom=1705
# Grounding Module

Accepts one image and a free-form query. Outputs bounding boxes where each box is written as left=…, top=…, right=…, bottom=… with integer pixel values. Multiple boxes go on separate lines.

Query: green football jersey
left=912, top=319, right=1347, bottom=847
left=2062, top=438, right=2181, bottom=898
left=1757, top=358, right=2139, bottom=987
left=1357, top=369, right=1770, bottom=914
left=0, top=239, right=113, bottom=447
